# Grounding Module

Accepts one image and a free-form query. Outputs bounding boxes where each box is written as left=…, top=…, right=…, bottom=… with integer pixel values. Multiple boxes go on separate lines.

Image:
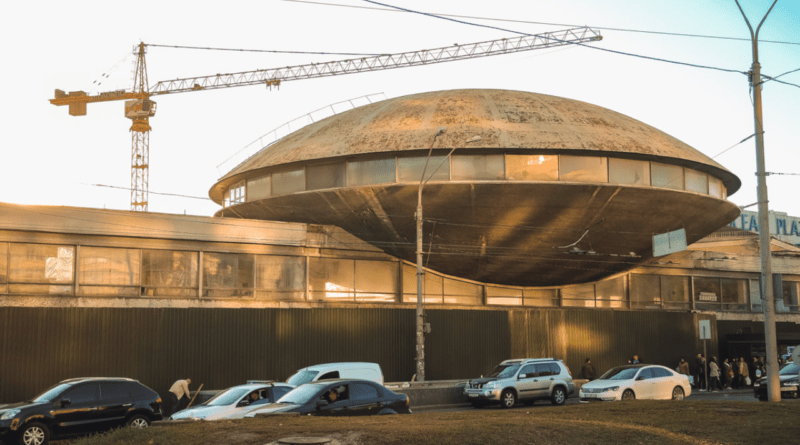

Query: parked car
left=170, top=381, right=294, bottom=421
left=244, top=379, right=410, bottom=417
left=0, top=377, right=162, bottom=445
left=464, top=358, right=575, bottom=409
left=753, top=362, right=799, bottom=401
left=579, top=364, right=691, bottom=401
left=286, top=362, right=384, bottom=387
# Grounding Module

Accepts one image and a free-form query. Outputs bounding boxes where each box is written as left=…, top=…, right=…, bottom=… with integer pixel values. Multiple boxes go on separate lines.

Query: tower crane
left=49, top=27, right=602, bottom=211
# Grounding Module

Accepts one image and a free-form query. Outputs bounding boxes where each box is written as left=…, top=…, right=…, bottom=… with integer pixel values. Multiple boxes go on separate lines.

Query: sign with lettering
left=698, top=292, right=718, bottom=302
left=730, top=210, right=800, bottom=246
left=699, top=320, right=711, bottom=340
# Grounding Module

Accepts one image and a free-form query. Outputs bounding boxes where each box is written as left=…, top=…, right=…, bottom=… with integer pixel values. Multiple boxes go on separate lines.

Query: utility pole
left=735, top=0, right=780, bottom=402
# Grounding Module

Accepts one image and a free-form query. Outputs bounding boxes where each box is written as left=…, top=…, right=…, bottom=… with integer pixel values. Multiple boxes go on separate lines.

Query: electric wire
left=147, top=43, right=381, bottom=57
left=279, top=0, right=800, bottom=46
left=363, top=0, right=746, bottom=75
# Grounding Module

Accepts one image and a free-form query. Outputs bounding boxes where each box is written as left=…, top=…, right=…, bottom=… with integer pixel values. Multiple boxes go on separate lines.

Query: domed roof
left=218, top=88, right=739, bottom=194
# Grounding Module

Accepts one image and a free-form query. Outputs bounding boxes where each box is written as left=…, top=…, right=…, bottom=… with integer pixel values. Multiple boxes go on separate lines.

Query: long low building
left=0, top=201, right=798, bottom=403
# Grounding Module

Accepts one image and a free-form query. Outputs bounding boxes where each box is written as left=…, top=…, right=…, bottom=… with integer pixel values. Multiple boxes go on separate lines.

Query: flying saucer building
left=1, top=89, right=798, bottom=403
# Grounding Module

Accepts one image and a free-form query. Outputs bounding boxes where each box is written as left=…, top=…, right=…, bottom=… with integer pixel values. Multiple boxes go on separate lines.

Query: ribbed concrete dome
left=214, top=88, right=739, bottom=199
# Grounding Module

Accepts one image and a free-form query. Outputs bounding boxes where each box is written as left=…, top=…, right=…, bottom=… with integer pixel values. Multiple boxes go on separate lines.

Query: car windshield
left=287, top=370, right=319, bottom=387
left=277, top=383, right=326, bottom=405
left=487, top=364, right=521, bottom=379
left=598, top=367, right=640, bottom=381
left=779, top=363, right=799, bottom=376
left=205, top=387, right=250, bottom=406
left=31, top=383, right=72, bottom=402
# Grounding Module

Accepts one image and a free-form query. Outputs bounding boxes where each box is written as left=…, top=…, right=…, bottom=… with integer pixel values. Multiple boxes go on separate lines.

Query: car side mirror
left=518, top=374, right=526, bottom=379
left=636, top=376, right=646, bottom=381
left=60, top=399, right=71, bottom=408
left=316, top=399, right=329, bottom=407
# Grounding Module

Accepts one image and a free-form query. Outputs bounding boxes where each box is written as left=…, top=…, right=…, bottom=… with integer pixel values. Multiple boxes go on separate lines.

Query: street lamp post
left=415, top=129, right=480, bottom=382
left=735, top=0, right=780, bottom=402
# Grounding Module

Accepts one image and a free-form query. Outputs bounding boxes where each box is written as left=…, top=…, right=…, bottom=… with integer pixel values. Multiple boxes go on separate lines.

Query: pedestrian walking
left=737, top=357, right=749, bottom=387
left=708, top=357, right=721, bottom=391
left=678, top=357, right=690, bottom=376
left=167, top=378, right=192, bottom=417
left=694, top=353, right=706, bottom=390
left=581, top=358, right=596, bottom=381
left=722, top=358, right=734, bottom=389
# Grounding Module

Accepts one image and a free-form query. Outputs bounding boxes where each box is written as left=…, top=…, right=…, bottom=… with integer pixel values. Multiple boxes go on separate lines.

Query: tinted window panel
left=708, top=176, right=724, bottom=198
left=519, top=364, right=537, bottom=377
left=272, top=169, right=305, bottom=196
left=347, top=158, right=396, bottom=186
left=653, top=368, right=673, bottom=378
left=547, top=363, right=562, bottom=375
left=637, top=368, right=654, bottom=380
left=609, top=158, right=650, bottom=185
left=685, top=169, right=708, bottom=194
left=63, top=384, right=99, bottom=404
left=247, top=176, right=271, bottom=201
left=506, top=155, right=558, bottom=181
left=398, top=156, right=449, bottom=183
left=307, top=163, right=346, bottom=190
left=652, top=162, right=684, bottom=190
left=273, top=386, right=291, bottom=400
left=350, top=383, right=379, bottom=401
left=100, top=382, right=131, bottom=400
left=559, top=156, right=608, bottom=183
left=534, top=364, right=554, bottom=377
left=451, top=155, right=504, bottom=180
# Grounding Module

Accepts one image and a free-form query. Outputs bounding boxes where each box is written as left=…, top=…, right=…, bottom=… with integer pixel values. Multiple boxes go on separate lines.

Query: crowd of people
left=680, top=353, right=791, bottom=391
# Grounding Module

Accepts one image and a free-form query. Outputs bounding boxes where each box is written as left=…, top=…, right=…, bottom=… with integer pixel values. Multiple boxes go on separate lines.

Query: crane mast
left=50, top=27, right=602, bottom=211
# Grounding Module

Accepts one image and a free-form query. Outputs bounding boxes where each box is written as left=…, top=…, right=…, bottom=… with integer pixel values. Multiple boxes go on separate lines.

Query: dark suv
left=0, top=377, right=162, bottom=445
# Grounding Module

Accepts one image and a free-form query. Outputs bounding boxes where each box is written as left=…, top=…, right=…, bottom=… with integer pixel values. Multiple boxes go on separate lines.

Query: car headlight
left=1, top=409, right=20, bottom=420
left=603, top=387, right=620, bottom=392
left=485, top=382, right=496, bottom=389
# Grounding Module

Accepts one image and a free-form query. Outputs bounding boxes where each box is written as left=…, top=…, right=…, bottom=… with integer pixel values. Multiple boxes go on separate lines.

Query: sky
left=2, top=0, right=798, bottom=219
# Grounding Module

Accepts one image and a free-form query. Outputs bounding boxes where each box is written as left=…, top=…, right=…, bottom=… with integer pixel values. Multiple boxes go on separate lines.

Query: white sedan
left=579, top=364, right=691, bottom=401
left=171, top=382, right=294, bottom=420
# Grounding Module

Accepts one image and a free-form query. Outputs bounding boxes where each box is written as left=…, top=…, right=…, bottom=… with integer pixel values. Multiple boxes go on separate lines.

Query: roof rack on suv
left=246, top=380, right=276, bottom=385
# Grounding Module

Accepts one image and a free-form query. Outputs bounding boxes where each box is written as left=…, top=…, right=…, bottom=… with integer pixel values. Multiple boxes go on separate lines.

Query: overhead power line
left=363, top=0, right=746, bottom=75
left=280, top=0, right=800, bottom=46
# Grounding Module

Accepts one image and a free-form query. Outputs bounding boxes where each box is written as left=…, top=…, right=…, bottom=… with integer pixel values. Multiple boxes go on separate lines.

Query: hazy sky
left=3, top=0, right=798, bottom=220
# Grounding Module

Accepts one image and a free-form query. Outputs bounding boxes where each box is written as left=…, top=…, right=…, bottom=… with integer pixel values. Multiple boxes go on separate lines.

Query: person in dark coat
left=722, top=358, right=734, bottom=389
left=678, top=358, right=690, bottom=376
left=581, top=358, right=596, bottom=381
left=694, top=353, right=706, bottom=390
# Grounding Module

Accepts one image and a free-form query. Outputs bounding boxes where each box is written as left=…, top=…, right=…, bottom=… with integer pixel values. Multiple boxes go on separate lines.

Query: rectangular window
left=561, top=283, right=596, bottom=307
left=750, top=279, right=762, bottom=312
left=347, top=158, right=397, bottom=186
left=443, top=277, right=483, bottom=305
left=398, top=156, right=450, bottom=183
left=227, top=181, right=246, bottom=205
left=720, top=278, right=748, bottom=311
left=0, top=242, right=7, bottom=284
left=693, top=277, right=721, bottom=310
left=255, top=255, right=306, bottom=301
left=782, top=281, right=799, bottom=312
left=595, top=276, right=625, bottom=308
left=685, top=169, right=708, bottom=194
left=309, top=257, right=354, bottom=301
left=523, top=288, right=558, bottom=307
left=203, top=252, right=255, bottom=298
left=661, top=275, right=690, bottom=309
left=451, top=154, right=505, bottom=180
left=354, top=260, right=398, bottom=302
left=272, top=168, right=306, bottom=196
left=651, top=162, right=684, bottom=190
left=486, top=286, right=522, bottom=306
left=79, top=247, right=141, bottom=297
left=559, top=156, right=608, bottom=183
left=708, top=176, right=724, bottom=199
left=609, top=158, right=650, bottom=186
left=630, top=274, right=661, bottom=309
left=141, top=250, right=198, bottom=297
left=307, top=163, right=346, bottom=191
left=506, top=155, right=558, bottom=181
left=402, top=264, right=443, bottom=303
left=247, top=176, right=271, bottom=201
left=9, top=244, right=74, bottom=295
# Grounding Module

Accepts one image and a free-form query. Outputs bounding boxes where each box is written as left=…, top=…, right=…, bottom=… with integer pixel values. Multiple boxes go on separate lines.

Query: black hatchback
left=0, top=377, right=162, bottom=445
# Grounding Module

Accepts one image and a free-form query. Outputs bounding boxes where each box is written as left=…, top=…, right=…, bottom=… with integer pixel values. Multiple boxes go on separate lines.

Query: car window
left=779, top=363, right=799, bottom=376
left=599, top=367, right=639, bottom=380
left=488, top=364, right=521, bottom=379
left=62, top=383, right=100, bottom=404
left=100, top=382, right=131, bottom=401
left=547, top=363, right=562, bottom=376
left=32, top=383, right=73, bottom=403
left=351, top=383, right=379, bottom=401
left=519, top=364, right=537, bottom=378
left=206, top=388, right=250, bottom=406
left=637, top=368, right=655, bottom=380
left=318, top=371, right=340, bottom=380
left=126, top=382, right=155, bottom=400
left=652, top=368, right=673, bottom=378
left=534, top=363, right=554, bottom=377
left=272, top=386, right=291, bottom=400
left=322, top=384, right=350, bottom=403
left=287, top=370, right=319, bottom=386
left=278, top=383, right=326, bottom=404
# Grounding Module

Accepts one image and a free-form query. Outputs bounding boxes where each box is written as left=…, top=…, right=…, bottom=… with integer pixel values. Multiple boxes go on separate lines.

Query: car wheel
left=621, top=389, right=636, bottom=401
left=551, top=387, right=567, bottom=406
left=671, top=386, right=685, bottom=401
left=18, top=422, right=49, bottom=445
left=470, top=401, right=486, bottom=409
left=500, top=389, right=516, bottom=409
left=377, top=408, right=398, bottom=415
left=127, top=414, right=151, bottom=428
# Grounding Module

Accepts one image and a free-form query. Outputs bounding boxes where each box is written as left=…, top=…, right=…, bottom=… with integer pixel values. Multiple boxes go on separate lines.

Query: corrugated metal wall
left=0, top=307, right=708, bottom=403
